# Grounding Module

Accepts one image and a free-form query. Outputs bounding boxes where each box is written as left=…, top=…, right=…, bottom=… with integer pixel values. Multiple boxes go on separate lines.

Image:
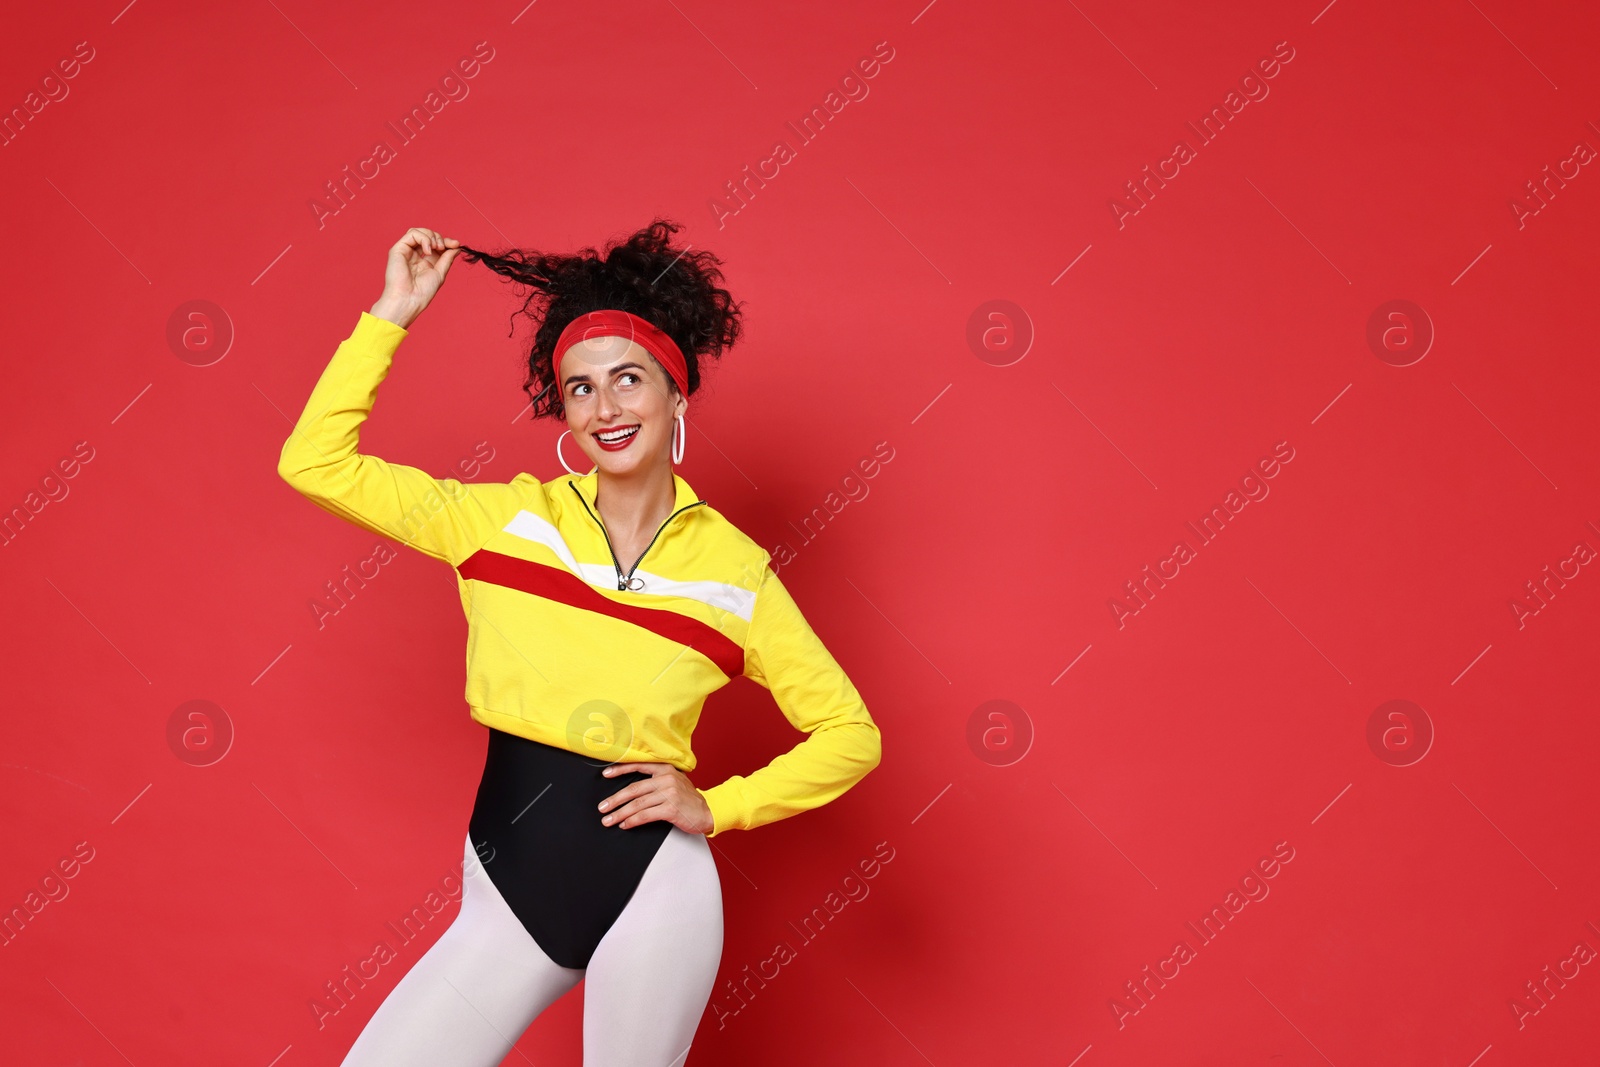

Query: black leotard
left=466, top=726, right=672, bottom=969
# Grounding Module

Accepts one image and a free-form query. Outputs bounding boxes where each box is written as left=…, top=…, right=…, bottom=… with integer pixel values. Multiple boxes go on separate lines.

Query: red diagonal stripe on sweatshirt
left=457, top=548, right=745, bottom=678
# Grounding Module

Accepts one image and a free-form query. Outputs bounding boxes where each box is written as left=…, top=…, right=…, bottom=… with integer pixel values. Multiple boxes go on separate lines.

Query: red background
left=3, top=1, right=1598, bottom=1064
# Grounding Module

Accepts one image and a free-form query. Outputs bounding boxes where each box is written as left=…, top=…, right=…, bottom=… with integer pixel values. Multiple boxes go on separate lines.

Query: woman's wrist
left=369, top=294, right=420, bottom=330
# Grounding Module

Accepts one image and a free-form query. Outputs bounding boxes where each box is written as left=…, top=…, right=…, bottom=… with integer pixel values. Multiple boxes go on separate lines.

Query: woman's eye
left=569, top=374, right=638, bottom=395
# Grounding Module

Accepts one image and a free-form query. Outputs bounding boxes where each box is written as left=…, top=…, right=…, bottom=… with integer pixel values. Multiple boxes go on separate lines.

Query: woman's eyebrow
left=563, top=361, right=650, bottom=387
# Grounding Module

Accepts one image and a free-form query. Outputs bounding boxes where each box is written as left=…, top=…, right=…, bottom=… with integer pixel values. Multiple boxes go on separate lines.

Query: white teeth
left=597, top=425, right=639, bottom=442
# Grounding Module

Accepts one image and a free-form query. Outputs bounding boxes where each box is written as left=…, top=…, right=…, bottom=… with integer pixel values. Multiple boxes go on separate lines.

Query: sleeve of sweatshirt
left=695, top=566, right=883, bottom=837
left=277, top=311, right=529, bottom=568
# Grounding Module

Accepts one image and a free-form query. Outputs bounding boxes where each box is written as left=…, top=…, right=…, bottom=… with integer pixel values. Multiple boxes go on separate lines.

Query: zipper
left=569, top=481, right=707, bottom=591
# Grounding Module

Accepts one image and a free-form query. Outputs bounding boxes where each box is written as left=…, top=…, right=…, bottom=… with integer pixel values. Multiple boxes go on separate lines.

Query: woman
left=278, top=220, right=883, bottom=1066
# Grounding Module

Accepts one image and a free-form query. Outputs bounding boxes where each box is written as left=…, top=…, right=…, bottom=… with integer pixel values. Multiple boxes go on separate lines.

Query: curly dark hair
left=456, top=218, right=743, bottom=421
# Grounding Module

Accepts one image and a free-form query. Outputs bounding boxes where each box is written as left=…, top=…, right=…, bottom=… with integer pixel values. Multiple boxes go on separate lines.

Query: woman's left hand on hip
left=598, top=762, right=714, bottom=835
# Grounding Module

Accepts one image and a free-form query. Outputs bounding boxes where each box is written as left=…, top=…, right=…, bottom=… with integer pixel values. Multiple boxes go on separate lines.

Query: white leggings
left=339, top=827, right=724, bottom=1066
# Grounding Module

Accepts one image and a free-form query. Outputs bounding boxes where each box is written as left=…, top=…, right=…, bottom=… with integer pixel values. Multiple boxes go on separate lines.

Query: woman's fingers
left=598, top=763, right=680, bottom=817
left=605, top=762, right=670, bottom=777
left=398, top=233, right=428, bottom=272
left=599, top=776, right=660, bottom=816
left=613, top=796, right=674, bottom=829
left=599, top=771, right=689, bottom=827
left=396, top=227, right=460, bottom=264
left=397, top=229, right=430, bottom=262
left=373, top=229, right=458, bottom=322
left=420, top=227, right=457, bottom=254
left=602, top=792, right=650, bottom=825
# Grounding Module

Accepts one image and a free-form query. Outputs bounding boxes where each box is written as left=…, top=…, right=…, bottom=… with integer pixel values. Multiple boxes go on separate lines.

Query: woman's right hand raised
left=370, top=227, right=463, bottom=330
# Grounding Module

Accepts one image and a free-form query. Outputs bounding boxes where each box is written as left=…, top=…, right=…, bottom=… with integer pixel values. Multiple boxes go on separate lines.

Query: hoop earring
left=672, top=414, right=686, bottom=464
left=556, top=429, right=590, bottom=476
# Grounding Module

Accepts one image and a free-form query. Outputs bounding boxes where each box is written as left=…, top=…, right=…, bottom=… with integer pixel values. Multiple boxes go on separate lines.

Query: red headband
left=554, top=310, right=689, bottom=399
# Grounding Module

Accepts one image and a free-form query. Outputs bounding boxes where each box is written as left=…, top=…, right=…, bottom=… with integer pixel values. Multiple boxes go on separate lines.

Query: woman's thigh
left=338, top=833, right=585, bottom=1067
left=582, top=825, right=725, bottom=1067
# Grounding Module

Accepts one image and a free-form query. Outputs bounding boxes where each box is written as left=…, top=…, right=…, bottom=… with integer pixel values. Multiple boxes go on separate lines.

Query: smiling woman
left=280, top=222, right=882, bottom=1065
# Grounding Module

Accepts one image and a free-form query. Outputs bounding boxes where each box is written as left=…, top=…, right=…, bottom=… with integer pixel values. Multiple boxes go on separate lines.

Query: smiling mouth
left=595, top=424, right=640, bottom=444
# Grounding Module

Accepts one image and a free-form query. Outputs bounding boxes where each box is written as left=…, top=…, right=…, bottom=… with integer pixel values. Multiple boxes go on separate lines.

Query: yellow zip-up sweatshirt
left=278, top=311, right=882, bottom=837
